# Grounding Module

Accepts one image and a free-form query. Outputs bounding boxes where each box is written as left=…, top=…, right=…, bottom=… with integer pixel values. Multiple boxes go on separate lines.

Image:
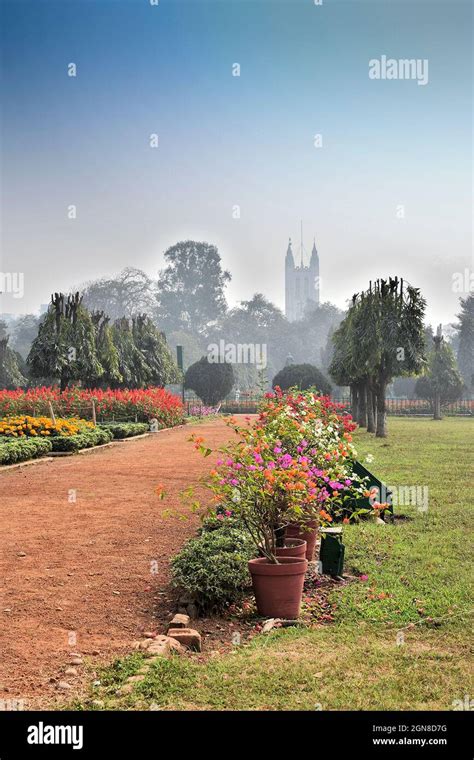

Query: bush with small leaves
left=170, top=525, right=256, bottom=611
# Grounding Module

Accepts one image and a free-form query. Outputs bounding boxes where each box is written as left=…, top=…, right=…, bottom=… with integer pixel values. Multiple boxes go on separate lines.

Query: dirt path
left=0, top=417, right=238, bottom=709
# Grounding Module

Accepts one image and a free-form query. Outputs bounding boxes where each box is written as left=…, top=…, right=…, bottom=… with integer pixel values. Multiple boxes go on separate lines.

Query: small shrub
left=100, top=422, right=149, bottom=439
left=170, top=527, right=256, bottom=611
left=0, top=437, right=52, bottom=465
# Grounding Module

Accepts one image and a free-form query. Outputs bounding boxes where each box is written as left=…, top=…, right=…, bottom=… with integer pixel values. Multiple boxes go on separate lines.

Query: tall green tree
left=330, top=278, right=426, bottom=437
left=156, top=241, right=231, bottom=337
left=131, top=314, right=181, bottom=387
left=27, top=293, right=103, bottom=391
left=454, top=294, right=474, bottom=393
left=415, top=337, right=463, bottom=417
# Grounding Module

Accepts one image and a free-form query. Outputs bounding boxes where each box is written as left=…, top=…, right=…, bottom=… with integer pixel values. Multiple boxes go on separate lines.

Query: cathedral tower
left=285, top=234, right=320, bottom=321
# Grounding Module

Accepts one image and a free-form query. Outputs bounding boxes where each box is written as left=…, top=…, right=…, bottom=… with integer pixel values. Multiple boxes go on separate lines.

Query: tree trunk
left=375, top=382, right=387, bottom=437
left=357, top=381, right=367, bottom=428
left=350, top=384, right=359, bottom=421
left=367, top=381, right=376, bottom=433
left=433, top=391, right=442, bottom=420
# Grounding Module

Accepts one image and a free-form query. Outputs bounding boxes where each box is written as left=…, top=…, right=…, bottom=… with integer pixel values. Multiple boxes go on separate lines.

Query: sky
left=0, top=0, right=472, bottom=327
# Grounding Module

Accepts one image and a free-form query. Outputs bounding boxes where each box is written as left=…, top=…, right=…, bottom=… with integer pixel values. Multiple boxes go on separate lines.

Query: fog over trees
left=1, top=241, right=470, bottom=398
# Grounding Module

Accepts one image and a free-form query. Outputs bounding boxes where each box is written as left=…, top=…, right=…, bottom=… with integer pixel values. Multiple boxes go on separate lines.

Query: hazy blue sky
left=0, top=0, right=472, bottom=326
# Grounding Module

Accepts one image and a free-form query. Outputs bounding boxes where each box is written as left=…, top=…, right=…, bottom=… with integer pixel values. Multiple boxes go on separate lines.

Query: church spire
left=285, top=237, right=295, bottom=268
left=310, top=237, right=319, bottom=267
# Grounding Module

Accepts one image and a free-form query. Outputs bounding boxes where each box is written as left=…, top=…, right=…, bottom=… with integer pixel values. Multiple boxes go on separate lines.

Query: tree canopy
left=156, top=241, right=231, bottom=337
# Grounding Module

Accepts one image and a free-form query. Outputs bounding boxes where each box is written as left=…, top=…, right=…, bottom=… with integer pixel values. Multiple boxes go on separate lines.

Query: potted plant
left=189, top=388, right=367, bottom=617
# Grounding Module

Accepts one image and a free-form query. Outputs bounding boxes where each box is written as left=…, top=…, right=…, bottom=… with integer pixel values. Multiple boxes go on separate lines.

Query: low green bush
left=170, top=525, right=256, bottom=611
left=51, top=427, right=113, bottom=452
left=0, top=437, right=52, bottom=465
left=99, top=422, right=149, bottom=439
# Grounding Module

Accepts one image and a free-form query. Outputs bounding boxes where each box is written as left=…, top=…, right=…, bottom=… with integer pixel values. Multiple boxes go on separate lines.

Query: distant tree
left=184, top=356, right=234, bottom=406
left=454, top=294, right=474, bottom=393
left=27, top=293, right=103, bottom=391
left=272, top=363, right=332, bottom=395
left=415, top=338, right=463, bottom=416
left=0, top=331, right=27, bottom=389
left=156, top=241, right=231, bottom=336
left=80, top=268, right=155, bottom=320
left=9, top=314, right=40, bottom=359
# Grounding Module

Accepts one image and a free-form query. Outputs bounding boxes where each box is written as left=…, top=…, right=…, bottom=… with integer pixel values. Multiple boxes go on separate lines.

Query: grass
left=73, top=418, right=474, bottom=711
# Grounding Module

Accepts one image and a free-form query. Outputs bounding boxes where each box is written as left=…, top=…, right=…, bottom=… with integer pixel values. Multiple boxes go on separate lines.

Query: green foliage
left=27, top=293, right=103, bottom=391
left=26, top=293, right=179, bottom=391
left=0, top=336, right=27, bottom=389
left=0, top=436, right=52, bottom=464
left=330, top=278, right=427, bottom=436
left=415, top=341, right=463, bottom=408
left=50, top=426, right=113, bottom=452
left=100, top=422, right=149, bottom=438
left=156, top=241, right=231, bottom=337
left=272, top=363, right=332, bottom=394
left=184, top=356, right=234, bottom=405
left=454, top=294, right=474, bottom=392
left=170, top=524, right=256, bottom=610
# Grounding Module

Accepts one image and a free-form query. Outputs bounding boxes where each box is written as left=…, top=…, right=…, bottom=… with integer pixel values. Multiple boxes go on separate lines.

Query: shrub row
left=0, top=437, right=52, bottom=465
left=50, top=427, right=113, bottom=453
left=99, top=422, right=149, bottom=439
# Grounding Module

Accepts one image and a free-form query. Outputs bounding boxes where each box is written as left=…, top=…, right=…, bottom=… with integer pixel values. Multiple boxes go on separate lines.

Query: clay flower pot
left=275, top=538, right=307, bottom=559
left=248, top=556, right=308, bottom=619
left=285, top=520, right=318, bottom=561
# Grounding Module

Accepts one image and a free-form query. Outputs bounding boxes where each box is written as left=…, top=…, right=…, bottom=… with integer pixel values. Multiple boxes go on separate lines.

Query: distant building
left=285, top=236, right=320, bottom=321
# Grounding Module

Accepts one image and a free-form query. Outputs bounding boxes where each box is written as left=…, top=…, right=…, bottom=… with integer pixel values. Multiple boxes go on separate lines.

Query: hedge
left=99, top=422, right=149, bottom=439
left=50, top=427, right=113, bottom=452
left=0, top=437, right=52, bottom=465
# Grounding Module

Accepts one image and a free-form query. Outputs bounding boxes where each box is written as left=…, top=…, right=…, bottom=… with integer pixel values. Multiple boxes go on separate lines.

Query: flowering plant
left=190, top=389, right=368, bottom=563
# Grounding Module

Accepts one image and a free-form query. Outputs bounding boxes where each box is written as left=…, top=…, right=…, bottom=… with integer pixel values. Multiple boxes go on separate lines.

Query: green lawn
left=74, top=418, right=474, bottom=711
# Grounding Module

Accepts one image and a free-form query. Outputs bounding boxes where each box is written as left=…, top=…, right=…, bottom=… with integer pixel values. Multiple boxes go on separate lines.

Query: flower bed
left=0, top=387, right=185, bottom=427
left=0, top=415, right=93, bottom=438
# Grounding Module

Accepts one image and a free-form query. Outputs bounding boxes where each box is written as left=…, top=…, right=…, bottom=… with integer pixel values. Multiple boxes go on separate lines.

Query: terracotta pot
left=285, top=520, right=318, bottom=560
left=275, top=538, right=307, bottom=559
left=248, top=556, right=308, bottom=619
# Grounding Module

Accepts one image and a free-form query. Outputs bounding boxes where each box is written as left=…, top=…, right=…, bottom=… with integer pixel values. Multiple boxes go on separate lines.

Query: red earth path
left=0, top=417, right=240, bottom=709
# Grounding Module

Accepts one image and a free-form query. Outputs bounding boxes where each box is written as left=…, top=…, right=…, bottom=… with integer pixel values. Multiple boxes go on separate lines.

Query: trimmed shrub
left=184, top=356, right=234, bottom=406
left=100, top=422, right=149, bottom=439
left=0, top=437, right=52, bottom=465
left=170, top=525, right=256, bottom=611
left=50, top=427, right=113, bottom=452
left=272, top=363, right=332, bottom=395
